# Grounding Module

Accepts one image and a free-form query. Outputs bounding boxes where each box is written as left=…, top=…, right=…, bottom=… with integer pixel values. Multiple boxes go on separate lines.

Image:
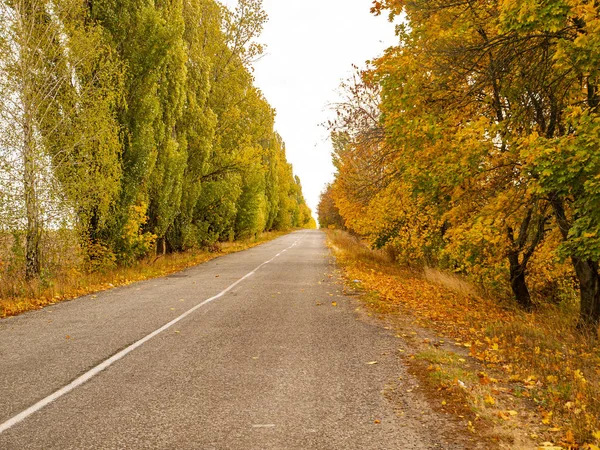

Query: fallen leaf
left=467, top=421, right=475, bottom=433
left=332, top=302, right=337, bottom=307
left=564, top=430, right=575, bottom=444
left=366, top=361, right=378, bottom=365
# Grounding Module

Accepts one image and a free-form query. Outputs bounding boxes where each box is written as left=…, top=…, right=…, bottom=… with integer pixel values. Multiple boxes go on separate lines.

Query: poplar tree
left=147, top=0, right=188, bottom=254
left=167, top=0, right=216, bottom=251
left=0, top=0, right=122, bottom=278
left=0, top=0, right=314, bottom=286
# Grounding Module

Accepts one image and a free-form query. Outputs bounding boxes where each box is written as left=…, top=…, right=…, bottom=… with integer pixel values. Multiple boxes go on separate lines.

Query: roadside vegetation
left=320, top=2, right=600, bottom=446
left=323, top=0, right=600, bottom=329
left=0, top=230, right=290, bottom=318
left=0, top=0, right=314, bottom=315
left=328, top=230, right=600, bottom=449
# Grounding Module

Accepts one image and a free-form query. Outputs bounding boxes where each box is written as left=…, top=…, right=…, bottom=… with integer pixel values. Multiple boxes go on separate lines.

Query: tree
left=167, top=0, right=216, bottom=251
left=146, top=0, right=188, bottom=254
left=0, top=0, right=312, bottom=288
left=359, top=0, right=600, bottom=325
left=317, top=184, right=344, bottom=229
left=0, top=0, right=122, bottom=278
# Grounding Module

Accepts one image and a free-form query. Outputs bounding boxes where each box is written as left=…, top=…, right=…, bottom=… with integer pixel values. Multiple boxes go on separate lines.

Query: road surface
left=0, top=231, right=472, bottom=449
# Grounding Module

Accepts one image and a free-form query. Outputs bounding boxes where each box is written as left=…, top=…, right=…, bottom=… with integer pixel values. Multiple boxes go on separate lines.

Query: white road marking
left=0, top=233, right=306, bottom=435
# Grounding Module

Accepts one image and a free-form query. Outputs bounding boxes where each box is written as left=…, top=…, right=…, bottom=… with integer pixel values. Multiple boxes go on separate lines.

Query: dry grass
left=326, top=229, right=395, bottom=266
left=327, top=229, right=600, bottom=448
left=0, top=231, right=287, bottom=318
left=424, top=267, right=480, bottom=298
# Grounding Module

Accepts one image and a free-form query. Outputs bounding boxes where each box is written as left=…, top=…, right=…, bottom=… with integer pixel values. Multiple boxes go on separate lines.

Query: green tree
left=0, top=0, right=122, bottom=277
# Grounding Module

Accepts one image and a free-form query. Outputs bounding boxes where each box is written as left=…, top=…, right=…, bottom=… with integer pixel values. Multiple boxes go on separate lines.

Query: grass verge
left=1, top=230, right=289, bottom=318
left=327, top=229, right=600, bottom=450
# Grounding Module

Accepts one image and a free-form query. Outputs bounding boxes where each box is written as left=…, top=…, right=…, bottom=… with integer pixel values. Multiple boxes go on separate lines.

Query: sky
left=221, top=0, right=399, bottom=216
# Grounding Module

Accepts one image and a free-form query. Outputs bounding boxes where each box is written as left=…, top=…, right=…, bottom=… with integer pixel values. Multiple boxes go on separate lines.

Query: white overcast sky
left=221, top=0, right=399, bottom=215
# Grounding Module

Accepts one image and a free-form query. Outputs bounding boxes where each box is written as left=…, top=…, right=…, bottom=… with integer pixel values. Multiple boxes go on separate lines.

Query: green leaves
left=0, top=0, right=312, bottom=283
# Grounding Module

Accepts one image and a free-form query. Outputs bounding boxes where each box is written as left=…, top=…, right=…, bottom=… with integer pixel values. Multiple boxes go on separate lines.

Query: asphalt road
left=0, top=230, right=468, bottom=449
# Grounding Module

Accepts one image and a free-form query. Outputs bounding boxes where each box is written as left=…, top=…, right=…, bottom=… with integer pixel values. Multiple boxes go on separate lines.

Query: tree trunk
left=551, top=195, right=600, bottom=329
left=24, top=156, right=41, bottom=280
left=166, top=219, right=185, bottom=253
left=572, top=257, right=600, bottom=329
left=23, top=83, right=41, bottom=281
left=156, top=237, right=166, bottom=256
left=508, top=252, right=533, bottom=310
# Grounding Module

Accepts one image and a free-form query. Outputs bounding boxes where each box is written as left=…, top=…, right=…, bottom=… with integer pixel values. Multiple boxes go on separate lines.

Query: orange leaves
left=477, top=372, right=499, bottom=385
left=498, top=410, right=518, bottom=420
left=370, top=1, right=384, bottom=15
left=329, top=230, right=600, bottom=445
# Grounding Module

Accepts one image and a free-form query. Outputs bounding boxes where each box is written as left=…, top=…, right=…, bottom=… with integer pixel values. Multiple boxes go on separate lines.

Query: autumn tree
left=498, top=0, right=600, bottom=326
left=342, top=0, right=600, bottom=325
left=317, top=184, right=344, bottom=229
